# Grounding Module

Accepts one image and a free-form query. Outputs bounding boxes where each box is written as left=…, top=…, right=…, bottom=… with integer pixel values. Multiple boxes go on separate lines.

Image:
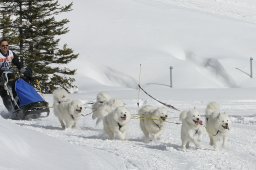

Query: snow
left=1, top=0, right=256, bottom=169
left=2, top=88, right=256, bottom=170
left=64, top=0, right=256, bottom=89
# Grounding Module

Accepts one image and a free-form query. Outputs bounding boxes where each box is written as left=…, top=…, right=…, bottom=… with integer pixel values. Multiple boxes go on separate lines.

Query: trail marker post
left=250, top=57, right=253, bottom=78
left=170, top=66, right=173, bottom=88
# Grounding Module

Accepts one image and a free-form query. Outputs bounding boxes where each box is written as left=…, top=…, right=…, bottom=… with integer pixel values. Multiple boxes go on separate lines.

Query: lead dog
left=205, top=102, right=231, bottom=150
left=53, top=88, right=85, bottom=129
left=103, top=106, right=131, bottom=140
left=92, top=92, right=124, bottom=125
left=139, top=105, right=168, bottom=141
left=180, top=108, right=204, bottom=151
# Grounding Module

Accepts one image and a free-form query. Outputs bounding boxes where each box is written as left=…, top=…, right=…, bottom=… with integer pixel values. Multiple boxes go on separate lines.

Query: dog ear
left=217, top=112, right=221, bottom=119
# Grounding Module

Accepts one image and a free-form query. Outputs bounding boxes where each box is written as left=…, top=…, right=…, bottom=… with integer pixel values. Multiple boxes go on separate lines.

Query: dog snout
left=123, top=114, right=126, bottom=117
left=76, top=107, right=83, bottom=112
left=196, top=118, right=199, bottom=121
left=222, top=123, right=230, bottom=130
left=161, top=116, right=167, bottom=121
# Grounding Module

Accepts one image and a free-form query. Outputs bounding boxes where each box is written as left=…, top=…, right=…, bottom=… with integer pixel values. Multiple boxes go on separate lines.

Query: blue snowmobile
left=1, top=69, right=50, bottom=120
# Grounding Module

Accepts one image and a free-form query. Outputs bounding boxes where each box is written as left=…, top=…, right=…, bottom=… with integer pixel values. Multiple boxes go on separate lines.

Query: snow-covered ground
left=2, top=87, right=256, bottom=170
left=1, top=0, right=256, bottom=169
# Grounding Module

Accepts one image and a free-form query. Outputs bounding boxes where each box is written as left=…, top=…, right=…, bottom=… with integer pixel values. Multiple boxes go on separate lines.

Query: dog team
left=53, top=88, right=231, bottom=151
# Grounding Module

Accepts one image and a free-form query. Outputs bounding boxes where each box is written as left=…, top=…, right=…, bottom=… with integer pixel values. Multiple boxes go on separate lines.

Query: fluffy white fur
left=139, top=105, right=168, bottom=141
left=92, top=92, right=124, bottom=125
left=205, top=102, right=231, bottom=150
left=205, top=102, right=220, bottom=119
left=180, top=108, right=204, bottom=151
left=103, top=106, right=131, bottom=140
left=53, top=88, right=84, bottom=129
left=53, top=88, right=70, bottom=104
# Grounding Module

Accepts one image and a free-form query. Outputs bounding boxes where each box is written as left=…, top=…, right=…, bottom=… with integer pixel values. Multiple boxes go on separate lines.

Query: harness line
left=138, top=84, right=180, bottom=111
left=137, top=64, right=142, bottom=108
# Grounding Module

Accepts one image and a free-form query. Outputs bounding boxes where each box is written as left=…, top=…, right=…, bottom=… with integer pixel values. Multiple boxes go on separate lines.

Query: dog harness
left=117, top=122, right=123, bottom=130
left=70, top=114, right=75, bottom=120
left=213, top=130, right=221, bottom=136
left=152, top=120, right=161, bottom=129
left=195, top=129, right=199, bottom=135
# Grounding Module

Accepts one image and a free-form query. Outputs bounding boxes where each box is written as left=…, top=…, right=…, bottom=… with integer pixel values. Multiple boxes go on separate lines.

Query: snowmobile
left=1, top=68, right=50, bottom=120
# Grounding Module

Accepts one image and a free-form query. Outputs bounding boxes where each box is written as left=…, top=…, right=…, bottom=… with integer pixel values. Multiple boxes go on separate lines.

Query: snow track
left=8, top=94, right=256, bottom=170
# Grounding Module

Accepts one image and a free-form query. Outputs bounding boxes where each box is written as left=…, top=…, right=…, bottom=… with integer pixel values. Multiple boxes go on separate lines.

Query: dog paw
left=213, top=146, right=219, bottom=151
left=182, top=146, right=187, bottom=152
left=182, top=148, right=187, bottom=152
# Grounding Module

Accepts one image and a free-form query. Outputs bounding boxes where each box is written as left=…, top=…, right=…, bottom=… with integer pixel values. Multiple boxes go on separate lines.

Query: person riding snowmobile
left=0, top=38, right=32, bottom=113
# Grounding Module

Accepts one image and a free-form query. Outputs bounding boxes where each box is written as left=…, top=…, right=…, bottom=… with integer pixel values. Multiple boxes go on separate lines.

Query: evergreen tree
left=0, top=0, right=78, bottom=93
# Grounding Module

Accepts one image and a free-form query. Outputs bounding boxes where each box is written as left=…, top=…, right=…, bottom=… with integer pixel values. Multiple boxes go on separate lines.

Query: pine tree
left=0, top=0, right=78, bottom=93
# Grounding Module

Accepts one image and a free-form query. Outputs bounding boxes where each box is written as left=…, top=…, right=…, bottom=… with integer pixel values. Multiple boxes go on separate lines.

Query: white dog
left=53, top=88, right=70, bottom=127
left=103, top=106, right=131, bottom=140
left=205, top=102, right=231, bottom=150
left=180, top=108, right=204, bottom=151
left=92, top=92, right=124, bottom=125
left=53, top=88, right=84, bottom=129
left=53, top=88, right=70, bottom=104
left=139, top=105, right=168, bottom=141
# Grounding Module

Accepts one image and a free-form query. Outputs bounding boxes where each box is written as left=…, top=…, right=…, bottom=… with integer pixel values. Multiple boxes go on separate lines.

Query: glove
left=20, top=67, right=32, bottom=79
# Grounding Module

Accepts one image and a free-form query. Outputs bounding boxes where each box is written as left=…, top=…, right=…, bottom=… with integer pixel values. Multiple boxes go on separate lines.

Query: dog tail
left=138, top=105, right=155, bottom=115
left=179, top=111, right=187, bottom=120
left=205, top=102, right=220, bottom=118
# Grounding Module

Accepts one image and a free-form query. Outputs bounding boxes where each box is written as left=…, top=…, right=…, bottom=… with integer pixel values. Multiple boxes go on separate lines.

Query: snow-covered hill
left=63, top=0, right=256, bottom=89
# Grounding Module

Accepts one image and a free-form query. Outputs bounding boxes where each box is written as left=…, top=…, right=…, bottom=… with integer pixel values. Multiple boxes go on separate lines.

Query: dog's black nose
left=123, top=114, right=126, bottom=117
left=165, top=115, right=167, bottom=117
left=196, top=118, right=199, bottom=121
left=225, top=123, right=228, bottom=126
